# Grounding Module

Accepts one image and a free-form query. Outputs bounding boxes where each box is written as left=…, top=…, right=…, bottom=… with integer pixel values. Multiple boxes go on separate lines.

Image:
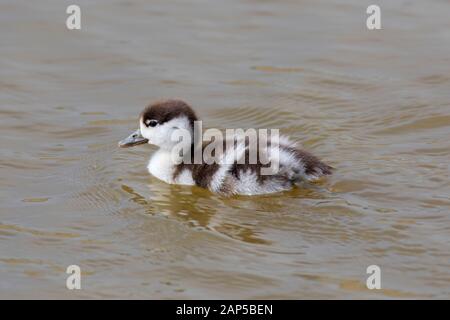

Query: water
left=1, top=0, right=449, bottom=299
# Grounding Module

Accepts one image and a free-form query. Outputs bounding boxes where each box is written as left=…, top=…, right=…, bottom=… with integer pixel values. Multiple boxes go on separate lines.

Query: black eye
left=145, top=119, right=158, bottom=127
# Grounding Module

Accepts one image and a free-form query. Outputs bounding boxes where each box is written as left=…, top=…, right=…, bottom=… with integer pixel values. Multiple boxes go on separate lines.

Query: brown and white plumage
left=119, top=100, right=333, bottom=196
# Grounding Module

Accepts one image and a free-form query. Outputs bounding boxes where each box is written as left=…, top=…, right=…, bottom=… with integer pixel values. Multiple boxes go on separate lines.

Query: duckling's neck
left=147, top=146, right=196, bottom=186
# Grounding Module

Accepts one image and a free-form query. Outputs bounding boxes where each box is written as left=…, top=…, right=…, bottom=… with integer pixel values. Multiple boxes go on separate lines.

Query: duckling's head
left=119, top=99, right=198, bottom=150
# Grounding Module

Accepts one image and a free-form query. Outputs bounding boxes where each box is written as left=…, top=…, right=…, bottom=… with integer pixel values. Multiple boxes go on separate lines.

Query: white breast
left=147, top=150, right=194, bottom=185
left=174, top=168, right=195, bottom=185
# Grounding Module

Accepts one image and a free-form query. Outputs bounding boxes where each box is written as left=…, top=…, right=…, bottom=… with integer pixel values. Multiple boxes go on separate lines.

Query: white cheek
left=139, top=123, right=172, bottom=147
left=140, top=117, right=192, bottom=148
left=153, top=124, right=172, bottom=146
left=140, top=123, right=153, bottom=142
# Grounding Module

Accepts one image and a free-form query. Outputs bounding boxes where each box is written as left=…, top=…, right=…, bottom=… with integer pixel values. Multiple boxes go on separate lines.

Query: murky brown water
left=1, top=0, right=450, bottom=299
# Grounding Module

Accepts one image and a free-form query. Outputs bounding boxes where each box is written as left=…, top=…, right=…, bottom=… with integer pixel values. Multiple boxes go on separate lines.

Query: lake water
left=1, top=0, right=449, bottom=299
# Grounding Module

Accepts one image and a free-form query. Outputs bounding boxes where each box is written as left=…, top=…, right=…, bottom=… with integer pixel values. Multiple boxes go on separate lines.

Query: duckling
left=119, top=100, right=332, bottom=196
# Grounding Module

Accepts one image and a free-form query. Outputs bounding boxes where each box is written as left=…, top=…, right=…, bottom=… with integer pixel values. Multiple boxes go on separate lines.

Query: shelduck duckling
left=119, top=100, right=332, bottom=196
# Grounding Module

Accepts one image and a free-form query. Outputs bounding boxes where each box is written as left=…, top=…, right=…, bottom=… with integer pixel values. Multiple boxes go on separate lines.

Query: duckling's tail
left=277, top=144, right=333, bottom=182
left=294, top=149, right=333, bottom=181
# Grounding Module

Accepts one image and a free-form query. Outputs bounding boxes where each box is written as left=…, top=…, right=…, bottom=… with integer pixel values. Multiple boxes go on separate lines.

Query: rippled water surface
left=1, top=0, right=450, bottom=298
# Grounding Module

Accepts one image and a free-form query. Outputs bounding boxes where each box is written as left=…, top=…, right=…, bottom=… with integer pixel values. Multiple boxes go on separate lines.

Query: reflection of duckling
left=119, top=100, right=332, bottom=196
